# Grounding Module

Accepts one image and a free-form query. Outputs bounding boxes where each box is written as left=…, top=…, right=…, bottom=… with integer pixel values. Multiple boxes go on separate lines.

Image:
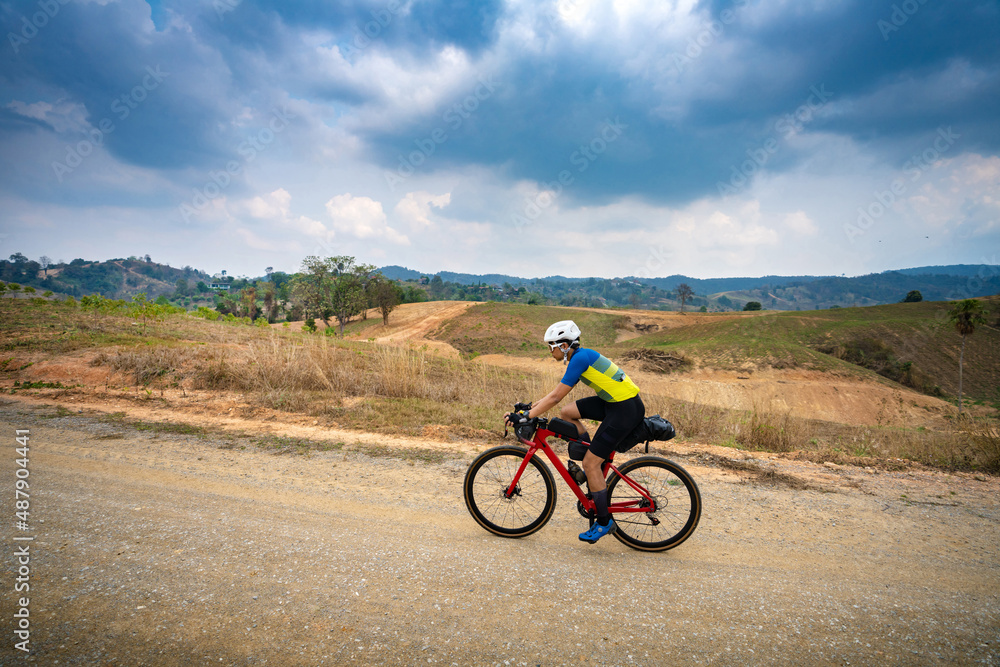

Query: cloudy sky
left=1, top=0, right=998, bottom=280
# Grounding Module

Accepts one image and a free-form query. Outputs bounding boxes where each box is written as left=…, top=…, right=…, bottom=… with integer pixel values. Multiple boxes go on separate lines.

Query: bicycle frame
left=507, top=425, right=656, bottom=517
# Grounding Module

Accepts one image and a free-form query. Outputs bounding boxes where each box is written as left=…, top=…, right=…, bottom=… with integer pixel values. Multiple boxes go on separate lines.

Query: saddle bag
left=616, top=415, right=676, bottom=453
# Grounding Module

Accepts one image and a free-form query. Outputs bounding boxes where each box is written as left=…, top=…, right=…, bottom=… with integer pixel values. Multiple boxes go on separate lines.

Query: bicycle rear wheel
left=464, top=446, right=556, bottom=538
left=607, top=456, right=701, bottom=552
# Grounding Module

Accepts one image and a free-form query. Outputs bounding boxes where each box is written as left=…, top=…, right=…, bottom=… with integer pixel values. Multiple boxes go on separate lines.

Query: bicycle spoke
left=607, top=457, right=701, bottom=551
left=464, top=447, right=557, bottom=537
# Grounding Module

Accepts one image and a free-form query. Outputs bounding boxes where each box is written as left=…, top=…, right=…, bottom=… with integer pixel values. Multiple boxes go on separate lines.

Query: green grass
left=432, top=302, right=629, bottom=356
left=10, top=380, right=69, bottom=391
left=624, top=298, right=1000, bottom=401
left=101, top=411, right=207, bottom=436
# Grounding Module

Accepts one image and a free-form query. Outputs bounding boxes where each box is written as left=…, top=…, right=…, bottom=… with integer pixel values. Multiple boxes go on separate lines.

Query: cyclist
left=505, top=319, right=644, bottom=544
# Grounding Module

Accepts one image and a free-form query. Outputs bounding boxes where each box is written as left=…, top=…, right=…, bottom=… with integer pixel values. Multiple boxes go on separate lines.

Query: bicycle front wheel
left=607, top=456, right=701, bottom=552
left=464, top=446, right=556, bottom=538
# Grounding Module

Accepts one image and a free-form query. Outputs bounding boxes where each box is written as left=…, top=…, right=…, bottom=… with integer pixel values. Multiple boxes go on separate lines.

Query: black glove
left=505, top=412, right=527, bottom=427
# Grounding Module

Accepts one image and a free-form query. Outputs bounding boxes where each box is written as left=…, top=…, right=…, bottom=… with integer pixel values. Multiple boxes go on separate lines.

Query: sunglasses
left=548, top=342, right=565, bottom=350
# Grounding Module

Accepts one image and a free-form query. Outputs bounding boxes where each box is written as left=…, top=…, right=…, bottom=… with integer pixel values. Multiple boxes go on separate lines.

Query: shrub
left=303, top=318, right=317, bottom=333
left=961, top=418, right=1000, bottom=473
left=743, top=301, right=762, bottom=311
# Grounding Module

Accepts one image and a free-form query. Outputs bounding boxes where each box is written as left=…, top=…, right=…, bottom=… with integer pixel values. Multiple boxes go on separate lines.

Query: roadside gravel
left=1, top=399, right=998, bottom=666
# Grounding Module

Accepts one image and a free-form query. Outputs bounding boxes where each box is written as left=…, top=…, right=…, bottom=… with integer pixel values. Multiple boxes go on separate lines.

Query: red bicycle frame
left=506, top=424, right=656, bottom=517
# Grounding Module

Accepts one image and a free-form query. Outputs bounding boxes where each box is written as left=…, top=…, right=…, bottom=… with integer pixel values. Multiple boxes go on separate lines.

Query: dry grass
left=94, top=333, right=553, bottom=434
left=33, top=305, right=1000, bottom=473
left=92, top=347, right=198, bottom=386
left=960, top=417, right=1000, bottom=473
left=638, top=391, right=999, bottom=473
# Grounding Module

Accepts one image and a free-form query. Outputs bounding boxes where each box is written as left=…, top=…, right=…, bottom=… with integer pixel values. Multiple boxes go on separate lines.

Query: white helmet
left=544, top=320, right=581, bottom=345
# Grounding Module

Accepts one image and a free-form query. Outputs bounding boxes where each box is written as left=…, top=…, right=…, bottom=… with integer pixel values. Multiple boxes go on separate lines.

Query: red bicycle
left=463, top=404, right=702, bottom=551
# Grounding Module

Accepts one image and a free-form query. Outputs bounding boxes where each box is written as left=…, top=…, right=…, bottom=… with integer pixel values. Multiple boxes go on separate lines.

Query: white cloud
left=247, top=188, right=291, bottom=218
left=394, top=191, right=452, bottom=229
left=6, top=99, right=91, bottom=133
left=241, top=188, right=334, bottom=244
left=784, top=210, right=818, bottom=235
left=325, top=193, right=409, bottom=245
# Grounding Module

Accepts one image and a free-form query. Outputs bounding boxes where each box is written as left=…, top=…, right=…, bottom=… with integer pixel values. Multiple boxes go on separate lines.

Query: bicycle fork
left=503, top=447, right=539, bottom=499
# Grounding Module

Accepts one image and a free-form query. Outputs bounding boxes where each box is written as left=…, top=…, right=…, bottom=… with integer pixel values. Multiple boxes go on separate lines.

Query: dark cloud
left=354, top=0, right=1000, bottom=204
left=1, top=0, right=997, bottom=212
left=1, top=0, right=241, bottom=173
left=406, top=0, right=503, bottom=52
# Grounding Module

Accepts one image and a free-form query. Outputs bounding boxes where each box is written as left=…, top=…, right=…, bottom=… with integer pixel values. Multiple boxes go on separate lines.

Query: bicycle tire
left=464, top=446, right=556, bottom=538
left=607, top=456, right=701, bottom=552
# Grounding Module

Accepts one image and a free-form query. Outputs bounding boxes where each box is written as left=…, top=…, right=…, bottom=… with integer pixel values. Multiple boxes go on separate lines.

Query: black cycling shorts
left=575, top=394, right=645, bottom=460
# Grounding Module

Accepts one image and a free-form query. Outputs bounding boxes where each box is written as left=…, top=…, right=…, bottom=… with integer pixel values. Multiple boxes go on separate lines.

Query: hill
left=423, top=299, right=1000, bottom=406
left=3, top=251, right=997, bottom=313
left=0, top=256, right=210, bottom=299
left=381, top=264, right=1000, bottom=311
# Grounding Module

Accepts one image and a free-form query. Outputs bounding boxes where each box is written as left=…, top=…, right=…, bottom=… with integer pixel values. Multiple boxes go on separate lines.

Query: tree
left=80, top=294, right=108, bottom=325
left=902, top=290, right=923, bottom=303
left=175, top=278, right=190, bottom=298
left=430, top=275, right=445, bottom=299
left=947, top=299, right=988, bottom=415
left=333, top=262, right=376, bottom=333
left=239, top=286, right=258, bottom=320
left=743, top=301, right=762, bottom=311
left=293, top=256, right=373, bottom=333
left=39, top=256, right=51, bottom=276
left=262, top=282, right=279, bottom=323
left=129, top=293, right=161, bottom=335
left=676, top=283, right=694, bottom=313
left=372, top=276, right=401, bottom=325
left=293, top=256, right=337, bottom=323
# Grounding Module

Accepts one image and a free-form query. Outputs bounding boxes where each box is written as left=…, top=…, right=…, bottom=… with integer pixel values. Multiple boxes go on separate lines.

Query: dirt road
left=1, top=399, right=998, bottom=666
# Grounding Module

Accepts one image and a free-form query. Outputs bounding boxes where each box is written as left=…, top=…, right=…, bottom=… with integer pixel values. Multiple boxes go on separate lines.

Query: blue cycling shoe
left=579, top=519, right=616, bottom=544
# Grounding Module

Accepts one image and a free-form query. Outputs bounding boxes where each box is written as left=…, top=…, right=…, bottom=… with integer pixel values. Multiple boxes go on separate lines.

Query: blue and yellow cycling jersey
left=560, top=348, right=640, bottom=403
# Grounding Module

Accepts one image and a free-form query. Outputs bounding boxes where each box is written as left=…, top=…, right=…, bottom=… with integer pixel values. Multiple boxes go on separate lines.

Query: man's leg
left=581, top=450, right=606, bottom=494
left=578, top=397, right=643, bottom=542
left=579, top=449, right=615, bottom=543
left=563, top=397, right=605, bottom=441
left=558, top=400, right=590, bottom=439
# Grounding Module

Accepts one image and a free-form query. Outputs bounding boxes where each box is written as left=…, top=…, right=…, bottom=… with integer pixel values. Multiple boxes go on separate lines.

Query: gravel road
left=1, top=399, right=998, bottom=666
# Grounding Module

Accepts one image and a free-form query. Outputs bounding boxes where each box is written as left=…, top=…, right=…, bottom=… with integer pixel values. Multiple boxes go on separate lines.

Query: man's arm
left=527, top=382, right=573, bottom=419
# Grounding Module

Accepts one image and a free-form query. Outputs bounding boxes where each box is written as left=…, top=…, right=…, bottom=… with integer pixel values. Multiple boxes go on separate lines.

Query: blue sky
left=1, top=0, right=998, bottom=280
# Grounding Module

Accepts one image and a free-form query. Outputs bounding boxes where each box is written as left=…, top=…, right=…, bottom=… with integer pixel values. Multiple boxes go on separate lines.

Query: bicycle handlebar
left=504, top=402, right=546, bottom=440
